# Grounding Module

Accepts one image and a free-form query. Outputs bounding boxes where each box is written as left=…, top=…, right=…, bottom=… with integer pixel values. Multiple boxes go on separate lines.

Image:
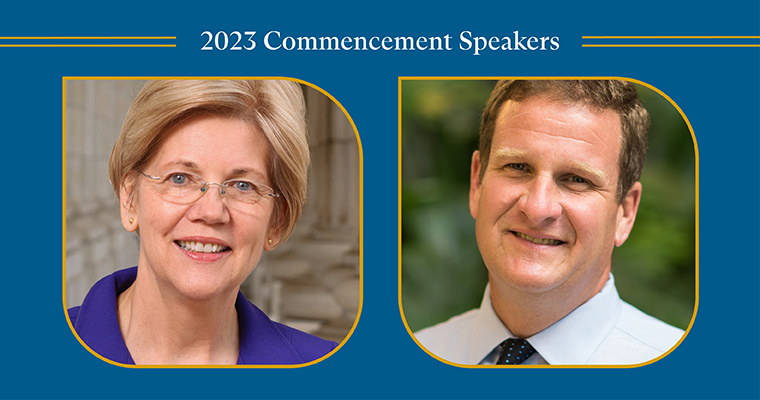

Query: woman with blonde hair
left=68, top=80, right=336, bottom=365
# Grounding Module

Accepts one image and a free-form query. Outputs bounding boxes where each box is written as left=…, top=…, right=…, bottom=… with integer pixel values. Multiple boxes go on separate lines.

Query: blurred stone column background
left=65, top=80, right=361, bottom=343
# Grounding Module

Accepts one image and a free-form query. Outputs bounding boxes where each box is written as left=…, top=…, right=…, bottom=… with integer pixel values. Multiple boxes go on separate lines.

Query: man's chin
left=489, top=262, right=567, bottom=295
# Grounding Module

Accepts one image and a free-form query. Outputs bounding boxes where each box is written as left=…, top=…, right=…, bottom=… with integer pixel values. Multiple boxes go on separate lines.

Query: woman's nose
left=517, top=175, right=562, bottom=224
left=188, top=183, right=230, bottom=224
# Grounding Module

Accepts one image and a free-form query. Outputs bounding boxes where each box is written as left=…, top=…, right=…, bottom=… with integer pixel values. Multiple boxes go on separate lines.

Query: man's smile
left=511, top=231, right=565, bottom=246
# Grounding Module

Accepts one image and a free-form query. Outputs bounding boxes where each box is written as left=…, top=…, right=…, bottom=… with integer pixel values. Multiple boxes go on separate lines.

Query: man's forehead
left=494, top=97, right=623, bottom=151
left=497, top=95, right=618, bottom=122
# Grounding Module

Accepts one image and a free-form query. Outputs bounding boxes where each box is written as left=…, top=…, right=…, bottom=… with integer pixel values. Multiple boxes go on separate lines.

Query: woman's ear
left=264, top=202, right=285, bottom=250
left=264, top=234, right=281, bottom=251
left=264, top=224, right=282, bottom=250
left=119, top=176, right=139, bottom=233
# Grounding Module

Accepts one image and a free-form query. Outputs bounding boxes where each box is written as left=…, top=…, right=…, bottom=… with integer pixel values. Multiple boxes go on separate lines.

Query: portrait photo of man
left=401, top=79, right=695, bottom=366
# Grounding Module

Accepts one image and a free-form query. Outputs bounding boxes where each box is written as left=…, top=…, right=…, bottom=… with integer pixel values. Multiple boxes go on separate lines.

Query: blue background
left=2, top=1, right=758, bottom=399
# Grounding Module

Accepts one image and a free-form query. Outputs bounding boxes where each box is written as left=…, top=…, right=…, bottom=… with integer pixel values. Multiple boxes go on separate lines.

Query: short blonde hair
left=109, top=80, right=310, bottom=243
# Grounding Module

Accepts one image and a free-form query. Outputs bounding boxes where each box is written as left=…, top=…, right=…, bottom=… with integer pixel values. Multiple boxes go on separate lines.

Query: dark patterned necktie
left=496, top=338, right=535, bottom=365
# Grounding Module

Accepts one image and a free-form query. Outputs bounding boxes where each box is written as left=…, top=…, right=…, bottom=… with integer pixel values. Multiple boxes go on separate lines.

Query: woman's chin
left=161, top=268, right=244, bottom=303
left=174, top=283, right=238, bottom=303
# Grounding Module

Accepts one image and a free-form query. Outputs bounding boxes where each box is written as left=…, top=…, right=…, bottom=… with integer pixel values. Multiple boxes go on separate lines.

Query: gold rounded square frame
left=398, top=77, right=697, bottom=368
left=63, top=77, right=363, bottom=368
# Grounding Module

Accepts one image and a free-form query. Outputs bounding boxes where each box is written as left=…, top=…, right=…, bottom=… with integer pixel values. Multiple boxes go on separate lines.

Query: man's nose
left=517, top=175, right=562, bottom=224
left=188, top=183, right=231, bottom=224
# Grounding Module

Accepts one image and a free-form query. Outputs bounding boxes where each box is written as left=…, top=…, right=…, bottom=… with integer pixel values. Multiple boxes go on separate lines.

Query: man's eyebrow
left=568, top=160, right=608, bottom=182
left=491, top=148, right=610, bottom=182
left=491, top=148, right=528, bottom=159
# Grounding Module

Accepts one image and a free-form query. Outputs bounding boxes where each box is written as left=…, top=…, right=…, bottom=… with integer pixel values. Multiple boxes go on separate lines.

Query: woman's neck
left=116, top=276, right=240, bottom=365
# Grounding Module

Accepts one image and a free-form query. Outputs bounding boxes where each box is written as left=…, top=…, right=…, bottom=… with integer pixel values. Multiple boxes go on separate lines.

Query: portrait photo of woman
left=65, top=79, right=361, bottom=365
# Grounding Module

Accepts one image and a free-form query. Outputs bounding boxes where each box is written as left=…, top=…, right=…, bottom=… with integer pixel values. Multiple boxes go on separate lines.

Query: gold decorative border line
left=1, top=36, right=175, bottom=47
left=582, top=35, right=760, bottom=47
left=0, top=36, right=175, bottom=39
left=1, top=44, right=175, bottom=47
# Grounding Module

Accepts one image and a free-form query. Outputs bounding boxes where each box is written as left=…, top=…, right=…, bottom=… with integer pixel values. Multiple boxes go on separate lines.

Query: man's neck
left=488, top=271, right=609, bottom=338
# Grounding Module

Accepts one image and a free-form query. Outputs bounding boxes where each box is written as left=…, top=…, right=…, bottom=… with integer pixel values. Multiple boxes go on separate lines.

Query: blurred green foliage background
left=401, top=79, right=696, bottom=332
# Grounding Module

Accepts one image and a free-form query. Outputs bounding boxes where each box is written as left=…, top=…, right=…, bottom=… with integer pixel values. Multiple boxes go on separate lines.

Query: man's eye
left=565, top=175, right=594, bottom=188
left=507, top=163, right=527, bottom=171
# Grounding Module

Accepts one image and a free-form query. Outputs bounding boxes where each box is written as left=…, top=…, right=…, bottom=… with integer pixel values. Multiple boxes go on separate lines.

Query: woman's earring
left=129, top=218, right=134, bottom=224
left=267, top=238, right=273, bottom=245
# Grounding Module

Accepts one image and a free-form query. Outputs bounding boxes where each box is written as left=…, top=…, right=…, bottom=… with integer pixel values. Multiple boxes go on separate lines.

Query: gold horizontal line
left=0, top=44, right=175, bottom=47
left=583, top=36, right=760, bottom=39
left=0, top=36, right=175, bottom=39
left=583, top=44, right=760, bottom=47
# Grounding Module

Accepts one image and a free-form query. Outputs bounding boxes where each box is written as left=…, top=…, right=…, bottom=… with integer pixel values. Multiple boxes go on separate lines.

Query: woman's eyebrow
left=230, top=168, right=253, bottom=175
left=157, top=160, right=199, bottom=170
left=155, top=161, right=267, bottom=180
left=225, top=168, right=271, bottom=185
left=229, top=167, right=267, bottom=179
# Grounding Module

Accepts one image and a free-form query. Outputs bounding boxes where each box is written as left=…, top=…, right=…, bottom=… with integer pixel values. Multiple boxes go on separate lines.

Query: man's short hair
left=479, top=80, right=650, bottom=202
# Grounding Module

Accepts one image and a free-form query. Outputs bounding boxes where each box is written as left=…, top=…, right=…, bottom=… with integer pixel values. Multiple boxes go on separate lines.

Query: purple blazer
left=68, top=267, right=338, bottom=365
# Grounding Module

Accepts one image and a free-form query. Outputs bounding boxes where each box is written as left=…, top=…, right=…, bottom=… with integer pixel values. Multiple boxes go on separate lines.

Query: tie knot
left=496, top=338, right=535, bottom=365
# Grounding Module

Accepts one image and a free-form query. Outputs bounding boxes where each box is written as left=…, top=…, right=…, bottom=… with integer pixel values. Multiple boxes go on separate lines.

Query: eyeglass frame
left=138, top=169, right=280, bottom=205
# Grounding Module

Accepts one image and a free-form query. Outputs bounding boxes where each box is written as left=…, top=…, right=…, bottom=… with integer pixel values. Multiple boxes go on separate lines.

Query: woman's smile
left=174, top=238, right=232, bottom=253
left=175, top=240, right=231, bottom=254
left=174, top=237, right=233, bottom=263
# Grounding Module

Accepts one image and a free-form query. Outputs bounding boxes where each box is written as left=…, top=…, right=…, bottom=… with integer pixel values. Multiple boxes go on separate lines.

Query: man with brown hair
left=415, top=80, right=684, bottom=365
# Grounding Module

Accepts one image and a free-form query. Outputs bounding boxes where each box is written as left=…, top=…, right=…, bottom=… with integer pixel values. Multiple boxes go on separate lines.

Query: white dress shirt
left=413, top=274, right=686, bottom=365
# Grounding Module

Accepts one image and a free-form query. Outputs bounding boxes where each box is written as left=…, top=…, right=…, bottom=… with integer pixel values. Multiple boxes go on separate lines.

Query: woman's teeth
left=176, top=240, right=229, bottom=253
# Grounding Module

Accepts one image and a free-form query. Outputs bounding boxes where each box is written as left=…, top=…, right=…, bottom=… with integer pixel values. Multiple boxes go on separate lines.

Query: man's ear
left=119, top=176, right=139, bottom=233
left=469, top=151, right=482, bottom=220
left=615, top=181, right=642, bottom=247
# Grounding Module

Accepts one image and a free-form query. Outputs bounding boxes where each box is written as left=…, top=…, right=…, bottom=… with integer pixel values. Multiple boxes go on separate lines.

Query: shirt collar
left=530, top=274, right=622, bottom=364
left=467, top=284, right=513, bottom=364
left=471, top=274, right=622, bottom=365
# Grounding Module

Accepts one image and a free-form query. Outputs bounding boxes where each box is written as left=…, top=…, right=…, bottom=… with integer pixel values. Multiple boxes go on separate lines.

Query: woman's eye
left=570, top=176, right=587, bottom=184
left=169, top=174, right=188, bottom=185
left=233, top=181, right=255, bottom=192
